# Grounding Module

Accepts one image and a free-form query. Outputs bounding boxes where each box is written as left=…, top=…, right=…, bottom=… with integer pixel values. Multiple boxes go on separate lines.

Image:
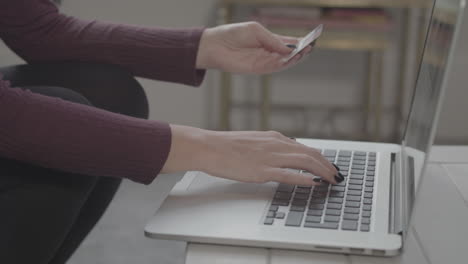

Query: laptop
left=145, top=0, right=465, bottom=256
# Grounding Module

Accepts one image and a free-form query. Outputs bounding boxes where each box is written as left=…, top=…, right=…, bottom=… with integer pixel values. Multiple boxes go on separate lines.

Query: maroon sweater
left=0, top=0, right=206, bottom=184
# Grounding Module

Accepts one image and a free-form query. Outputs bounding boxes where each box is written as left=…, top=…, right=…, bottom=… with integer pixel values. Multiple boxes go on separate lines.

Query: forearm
left=0, top=82, right=171, bottom=184
left=0, top=0, right=205, bottom=86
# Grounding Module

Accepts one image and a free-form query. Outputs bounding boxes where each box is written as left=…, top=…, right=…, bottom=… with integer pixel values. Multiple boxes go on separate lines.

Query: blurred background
left=0, top=0, right=466, bottom=263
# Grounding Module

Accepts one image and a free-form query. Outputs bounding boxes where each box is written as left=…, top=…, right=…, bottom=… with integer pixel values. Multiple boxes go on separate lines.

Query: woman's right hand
left=161, top=124, right=340, bottom=186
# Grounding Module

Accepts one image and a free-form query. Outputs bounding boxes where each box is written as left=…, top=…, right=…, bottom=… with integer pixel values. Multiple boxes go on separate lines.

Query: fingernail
left=332, top=163, right=340, bottom=171
left=286, top=44, right=297, bottom=49
left=334, top=175, right=344, bottom=183
left=313, top=177, right=321, bottom=183
left=289, top=137, right=296, bottom=141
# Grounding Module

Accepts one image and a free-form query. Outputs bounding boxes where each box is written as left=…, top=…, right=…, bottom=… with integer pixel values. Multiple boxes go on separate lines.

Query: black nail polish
left=332, top=163, right=340, bottom=171
left=286, top=44, right=297, bottom=49
left=313, top=177, right=321, bottom=183
left=289, top=137, right=296, bottom=141
left=334, top=175, right=344, bottom=183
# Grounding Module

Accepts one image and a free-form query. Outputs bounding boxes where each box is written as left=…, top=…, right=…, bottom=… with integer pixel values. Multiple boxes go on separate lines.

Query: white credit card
left=283, top=24, right=323, bottom=62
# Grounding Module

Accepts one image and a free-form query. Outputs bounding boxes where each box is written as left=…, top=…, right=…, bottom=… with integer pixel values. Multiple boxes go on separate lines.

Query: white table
left=183, top=146, right=468, bottom=264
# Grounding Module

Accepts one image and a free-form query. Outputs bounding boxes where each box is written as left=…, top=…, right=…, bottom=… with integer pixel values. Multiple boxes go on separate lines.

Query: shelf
left=220, top=0, right=431, bottom=9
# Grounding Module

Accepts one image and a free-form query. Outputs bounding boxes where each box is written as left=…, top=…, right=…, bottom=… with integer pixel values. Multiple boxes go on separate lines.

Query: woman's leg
left=0, top=63, right=149, bottom=264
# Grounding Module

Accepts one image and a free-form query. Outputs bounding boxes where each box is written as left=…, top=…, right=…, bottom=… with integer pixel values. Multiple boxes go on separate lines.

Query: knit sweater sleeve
left=0, top=0, right=208, bottom=184
left=0, top=0, right=205, bottom=86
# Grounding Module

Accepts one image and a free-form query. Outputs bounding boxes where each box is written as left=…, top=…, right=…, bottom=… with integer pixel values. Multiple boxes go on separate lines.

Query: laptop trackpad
left=187, top=173, right=261, bottom=195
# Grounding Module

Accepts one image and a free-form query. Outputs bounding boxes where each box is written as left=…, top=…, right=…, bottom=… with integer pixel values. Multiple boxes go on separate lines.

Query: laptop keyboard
left=264, top=149, right=376, bottom=232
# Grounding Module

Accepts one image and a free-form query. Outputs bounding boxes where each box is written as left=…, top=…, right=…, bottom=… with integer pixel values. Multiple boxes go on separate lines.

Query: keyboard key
left=312, top=192, right=327, bottom=198
left=304, top=222, right=339, bottom=229
left=275, top=212, right=285, bottom=219
left=290, top=205, right=306, bottom=212
left=329, top=191, right=345, bottom=198
left=342, top=220, right=358, bottom=231
left=326, top=157, right=336, bottom=162
left=277, top=184, right=295, bottom=193
left=264, top=218, right=274, bottom=225
left=343, top=214, right=359, bottom=220
left=352, top=160, right=366, bottom=165
left=364, top=187, right=373, bottom=193
left=275, top=192, right=292, bottom=199
left=324, top=149, right=337, bottom=157
left=294, top=193, right=309, bottom=200
left=305, top=216, right=322, bottom=223
left=331, top=186, right=345, bottom=192
left=324, top=215, right=340, bottom=222
left=338, top=157, right=351, bottom=162
left=307, top=210, right=323, bottom=216
left=369, top=152, right=376, bottom=157
left=328, top=197, right=343, bottom=204
left=365, top=182, right=374, bottom=187
left=296, top=188, right=311, bottom=194
left=285, top=211, right=304, bottom=227
left=367, top=166, right=376, bottom=171
left=363, top=205, right=372, bottom=211
left=347, top=190, right=362, bottom=196
left=327, top=203, right=342, bottom=210
left=349, top=179, right=363, bottom=185
left=310, top=198, right=326, bottom=204
left=367, top=171, right=375, bottom=176
left=269, top=205, right=279, bottom=212
left=341, top=171, right=349, bottom=177
left=366, top=176, right=375, bottom=182
left=364, top=193, right=373, bottom=198
left=368, top=157, right=376, bottom=162
left=292, top=200, right=307, bottom=206
left=348, top=185, right=363, bottom=190
left=368, top=161, right=376, bottom=166
left=361, top=224, right=370, bottom=232
left=364, top=199, right=373, bottom=205
left=345, top=201, right=360, bottom=208
left=337, top=161, right=350, bottom=167
left=325, top=209, right=341, bottom=216
left=354, top=151, right=366, bottom=156
left=353, top=155, right=366, bottom=161
left=338, top=166, right=349, bottom=171
left=336, top=181, right=347, bottom=186
left=267, top=211, right=275, bottom=218
left=352, top=165, right=365, bottom=170
left=351, top=169, right=365, bottom=175
left=362, top=211, right=372, bottom=218
left=361, top=218, right=370, bottom=224
left=350, top=174, right=364, bottom=180
left=339, top=150, right=352, bottom=157
left=346, top=195, right=361, bottom=202
left=272, top=199, right=289, bottom=206
left=344, top=208, right=360, bottom=214
left=309, top=203, right=324, bottom=210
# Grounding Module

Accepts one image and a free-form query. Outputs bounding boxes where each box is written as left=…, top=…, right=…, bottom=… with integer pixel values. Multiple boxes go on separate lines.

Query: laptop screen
left=402, top=0, right=465, bottom=234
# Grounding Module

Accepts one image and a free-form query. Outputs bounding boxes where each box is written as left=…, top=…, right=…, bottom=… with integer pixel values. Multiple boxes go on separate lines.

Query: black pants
left=0, top=62, right=149, bottom=264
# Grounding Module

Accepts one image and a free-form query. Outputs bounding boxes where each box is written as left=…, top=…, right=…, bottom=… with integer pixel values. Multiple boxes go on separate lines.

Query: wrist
left=196, top=28, right=215, bottom=70
left=161, top=124, right=214, bottom=173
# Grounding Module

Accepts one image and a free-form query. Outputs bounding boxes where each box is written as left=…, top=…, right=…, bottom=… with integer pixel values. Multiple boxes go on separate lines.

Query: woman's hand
left=162, top=125, right=340, bottom=186
left=196, top=22, right=312, bottom=74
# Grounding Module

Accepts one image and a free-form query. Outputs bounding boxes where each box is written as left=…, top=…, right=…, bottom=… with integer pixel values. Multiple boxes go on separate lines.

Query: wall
left=0, top=0, right=466, bottom=144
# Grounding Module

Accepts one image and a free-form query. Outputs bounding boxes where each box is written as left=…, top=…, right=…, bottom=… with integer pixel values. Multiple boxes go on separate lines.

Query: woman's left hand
left=196, top=22, right=313, bottom=74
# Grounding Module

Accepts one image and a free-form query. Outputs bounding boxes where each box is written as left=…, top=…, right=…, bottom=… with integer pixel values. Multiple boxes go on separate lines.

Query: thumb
left=255, top=24, right=292, bottom=55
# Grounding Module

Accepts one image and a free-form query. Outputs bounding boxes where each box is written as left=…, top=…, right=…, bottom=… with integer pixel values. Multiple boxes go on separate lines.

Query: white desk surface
left=179, top=146, right=468, bottom=264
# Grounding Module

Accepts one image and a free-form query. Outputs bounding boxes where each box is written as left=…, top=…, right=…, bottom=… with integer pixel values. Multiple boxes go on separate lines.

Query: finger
left=275, top=34, right=300, bottom=45
left=268, top=168, right=321, bottom=186
left=255, top=24, right=292, bottom=55
left=280, top=141, right=338, bottom=175
left=272, top=153, right=338, bottom=184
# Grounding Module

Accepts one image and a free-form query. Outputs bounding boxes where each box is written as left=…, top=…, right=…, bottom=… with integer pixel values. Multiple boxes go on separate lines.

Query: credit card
left=283, top=24, right=323, bottom=62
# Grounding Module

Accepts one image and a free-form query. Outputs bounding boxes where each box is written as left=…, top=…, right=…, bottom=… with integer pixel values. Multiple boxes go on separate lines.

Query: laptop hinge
left=389, top=152, right=405, bottom=236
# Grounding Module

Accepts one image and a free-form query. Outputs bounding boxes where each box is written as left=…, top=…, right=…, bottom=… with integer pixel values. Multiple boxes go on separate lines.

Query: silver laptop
left=145, top=0, right=465, bottom=256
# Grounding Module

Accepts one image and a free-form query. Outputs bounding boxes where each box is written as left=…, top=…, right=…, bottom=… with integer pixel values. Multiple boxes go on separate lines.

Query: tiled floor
left=68, top=173, right=186, bottom=264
